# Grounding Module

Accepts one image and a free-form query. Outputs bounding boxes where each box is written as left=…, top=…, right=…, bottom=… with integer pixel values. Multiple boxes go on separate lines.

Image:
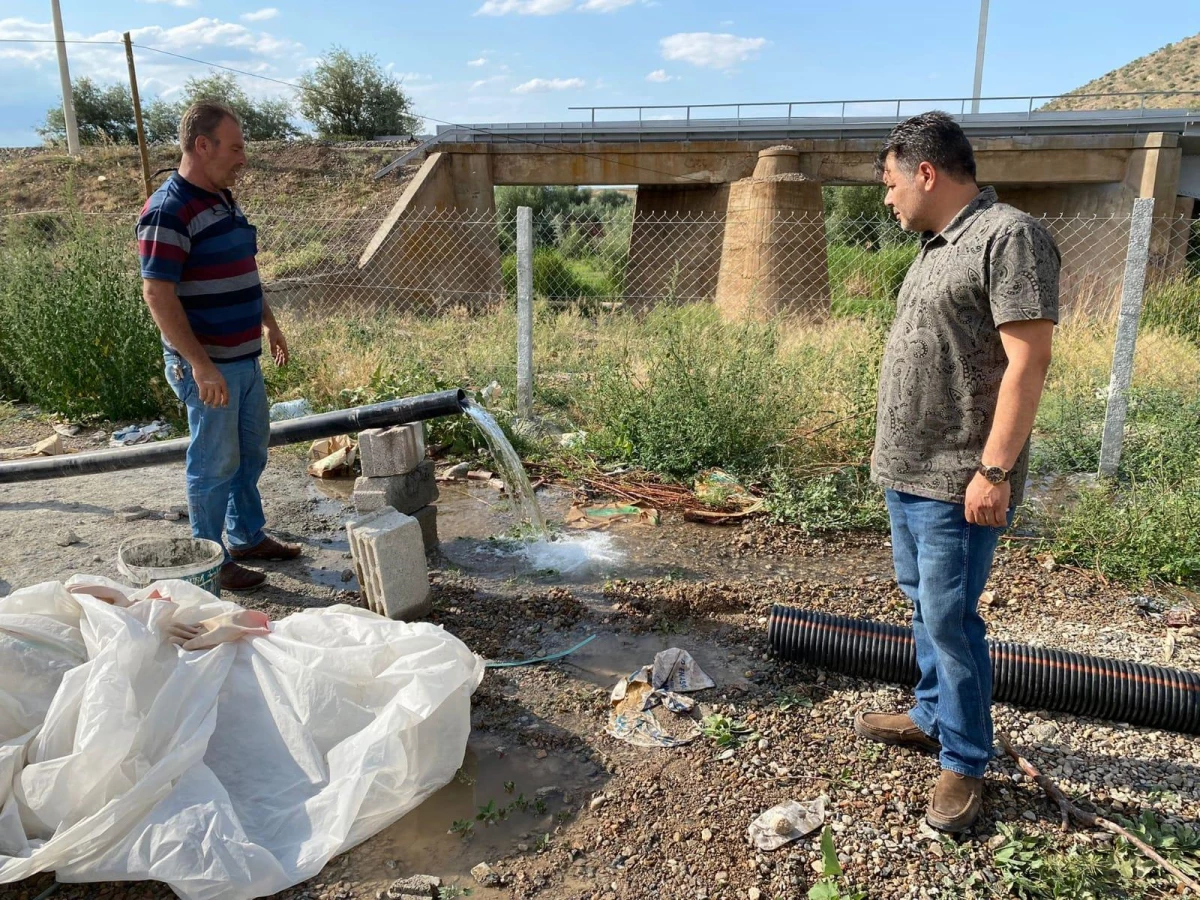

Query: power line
left=4, top=35, right=706, bottom=185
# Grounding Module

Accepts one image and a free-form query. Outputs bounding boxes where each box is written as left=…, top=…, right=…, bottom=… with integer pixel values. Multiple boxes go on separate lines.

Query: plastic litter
left=269, top=398, right=314, bottom=421
left=110, top=421, right=171, bottom=447
left=0, top=575, right=484, bottom=900
left=565, top=501, right=660, bottom=530
left=606, top=648, right=715, bottom=748
left=747, top=798, right=827, bottom=850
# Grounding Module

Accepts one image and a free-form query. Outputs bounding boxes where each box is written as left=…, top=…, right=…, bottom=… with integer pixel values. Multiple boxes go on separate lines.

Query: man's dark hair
left=180, top=101, right=240, bottom=153
left=875, top=111, right=977, bottom=182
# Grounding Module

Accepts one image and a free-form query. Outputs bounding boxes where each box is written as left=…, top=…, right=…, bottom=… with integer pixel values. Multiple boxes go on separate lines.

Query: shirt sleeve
left=137, top=203, right=190, bottom=283
left=987, top=220, right=1061, bottom=326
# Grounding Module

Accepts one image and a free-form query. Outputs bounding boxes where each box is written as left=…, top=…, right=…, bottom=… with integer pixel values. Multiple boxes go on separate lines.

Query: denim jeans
left=165, top=353, right=269, bottom=562
left=884, top=489, right=1008, bottom=778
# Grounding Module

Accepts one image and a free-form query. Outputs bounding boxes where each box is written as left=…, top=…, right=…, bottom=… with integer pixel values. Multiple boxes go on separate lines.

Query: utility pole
left=971, top=0, right=990, bottom=115
left=124, top=32, right=153, bottom=198
left=50, top=0, right=80, bottom=155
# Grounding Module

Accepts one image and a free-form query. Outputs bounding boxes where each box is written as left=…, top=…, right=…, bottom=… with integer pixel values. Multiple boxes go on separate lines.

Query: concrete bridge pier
left=714, top=146, right=830, bottom=322
left=357, top=152, right=502, bottom=313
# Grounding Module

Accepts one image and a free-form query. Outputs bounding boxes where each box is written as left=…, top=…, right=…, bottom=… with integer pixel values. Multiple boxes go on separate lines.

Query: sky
left=0, top=0, right=1198, bottom=147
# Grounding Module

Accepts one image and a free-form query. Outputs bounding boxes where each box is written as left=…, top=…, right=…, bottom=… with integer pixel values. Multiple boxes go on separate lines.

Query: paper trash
left=748, top=798, right=827, bottom=851
left=307, top=434, right=357, bottom=478
left=0, top=575, right=484, bottom=900
left=606, top=648, right=715, bottom=748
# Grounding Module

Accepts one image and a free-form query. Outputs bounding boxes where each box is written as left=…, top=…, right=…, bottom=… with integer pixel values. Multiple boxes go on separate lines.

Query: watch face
left=983, top=466, right=1005, bottom=484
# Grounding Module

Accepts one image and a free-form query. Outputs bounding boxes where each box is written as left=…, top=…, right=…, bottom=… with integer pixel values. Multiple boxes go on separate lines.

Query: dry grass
left=1042, top=30, right=1200, bottom=110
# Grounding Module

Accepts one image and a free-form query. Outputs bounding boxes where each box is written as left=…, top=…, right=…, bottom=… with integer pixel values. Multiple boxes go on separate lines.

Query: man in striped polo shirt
left=138, top=101, right=301, bottom=592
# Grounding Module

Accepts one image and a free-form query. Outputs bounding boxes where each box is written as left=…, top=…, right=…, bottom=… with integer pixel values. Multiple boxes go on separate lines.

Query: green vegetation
left=297, top=47, right=419, bottom=139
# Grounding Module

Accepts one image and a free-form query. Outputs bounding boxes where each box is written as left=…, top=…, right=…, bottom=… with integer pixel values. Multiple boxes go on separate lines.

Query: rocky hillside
left=1043, top=31, right=1200, bottom=110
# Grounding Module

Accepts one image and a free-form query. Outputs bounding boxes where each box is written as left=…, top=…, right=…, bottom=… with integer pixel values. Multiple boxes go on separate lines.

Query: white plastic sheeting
left=0, top=576, right=484, bottom=900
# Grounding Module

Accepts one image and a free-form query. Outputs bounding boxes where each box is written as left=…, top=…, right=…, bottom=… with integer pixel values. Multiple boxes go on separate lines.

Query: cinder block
left=346, top=506, right=431, bottom=620
left=410, top=504, right=438, bottom=551
left=353, top=460, right=438, bottom=515
left=359, top=424, right=426, bottom=477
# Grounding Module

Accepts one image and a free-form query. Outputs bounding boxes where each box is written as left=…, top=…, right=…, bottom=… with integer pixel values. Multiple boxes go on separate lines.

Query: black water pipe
left=768, top=605, right=1200, bottom=735
left=0, top=389, right=468, bottom=484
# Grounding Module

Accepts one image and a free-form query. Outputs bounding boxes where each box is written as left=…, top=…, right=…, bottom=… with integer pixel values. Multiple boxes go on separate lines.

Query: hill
left=1043, top=31, right=1200, bottom=111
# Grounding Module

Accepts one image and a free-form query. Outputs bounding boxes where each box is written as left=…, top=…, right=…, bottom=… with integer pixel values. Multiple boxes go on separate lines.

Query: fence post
left=516, top=206, right=534, bottom=421
left=1097, top=197, right=1155, bottom=478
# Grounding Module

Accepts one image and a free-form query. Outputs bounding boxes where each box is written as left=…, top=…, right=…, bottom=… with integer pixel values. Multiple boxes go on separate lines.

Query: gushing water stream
left=461, top=399, right=550, bottom=538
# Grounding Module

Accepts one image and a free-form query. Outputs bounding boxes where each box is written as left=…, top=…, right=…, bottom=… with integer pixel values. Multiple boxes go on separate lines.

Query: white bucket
left=118, top=535, right=224, bottom=598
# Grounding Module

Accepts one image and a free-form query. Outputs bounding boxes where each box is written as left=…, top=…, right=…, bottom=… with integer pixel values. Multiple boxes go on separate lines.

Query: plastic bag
left=0, top=576, right=484, bottom=900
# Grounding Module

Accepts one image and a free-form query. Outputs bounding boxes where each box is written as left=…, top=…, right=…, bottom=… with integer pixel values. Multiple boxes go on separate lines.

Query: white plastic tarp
left=0, top=576, right=484, bottom=900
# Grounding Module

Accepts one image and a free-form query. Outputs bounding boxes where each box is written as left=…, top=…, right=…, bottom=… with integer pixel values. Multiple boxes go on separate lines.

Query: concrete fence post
left=516, top=206, right=534, bottom=420
left=1098, top=197, right=1155, bottom=478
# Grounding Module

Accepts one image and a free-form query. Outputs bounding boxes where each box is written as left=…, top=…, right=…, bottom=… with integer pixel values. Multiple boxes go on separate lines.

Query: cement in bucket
left=118, top=535, right=224, bottom=598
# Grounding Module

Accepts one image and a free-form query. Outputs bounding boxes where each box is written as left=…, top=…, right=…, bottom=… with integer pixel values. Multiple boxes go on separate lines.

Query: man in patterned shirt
left=855, top=112, right=1060, bottom=832
left=138, top=101, right=301, bottom=592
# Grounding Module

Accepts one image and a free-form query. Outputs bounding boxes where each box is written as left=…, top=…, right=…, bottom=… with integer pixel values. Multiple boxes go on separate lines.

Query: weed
left=533, top=798, right=548, bottom=815
left=807, top=826, right=866, bottom=900
left=475, top=800, right=502, bottom=826
left=449, top=819, right=474, bottom=839
left=535, top=833, right=551, bottom=852
left=775, top=690, right=814, bottom=712
left=503, top=780, right=515, bottom=794
left=700, top=713, right=759, bottom=751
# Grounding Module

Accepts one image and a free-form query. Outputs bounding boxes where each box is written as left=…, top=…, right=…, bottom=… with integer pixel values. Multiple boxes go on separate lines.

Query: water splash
left=462, top=398, right=550, bottom=538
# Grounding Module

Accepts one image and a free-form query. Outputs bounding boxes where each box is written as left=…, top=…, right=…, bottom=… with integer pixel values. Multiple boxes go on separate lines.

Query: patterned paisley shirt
left=871, top=187, right=1061, bottom=506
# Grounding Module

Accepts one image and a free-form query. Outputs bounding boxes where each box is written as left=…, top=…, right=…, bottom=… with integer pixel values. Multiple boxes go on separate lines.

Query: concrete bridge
left=357, top=95, right=1200, bottom=317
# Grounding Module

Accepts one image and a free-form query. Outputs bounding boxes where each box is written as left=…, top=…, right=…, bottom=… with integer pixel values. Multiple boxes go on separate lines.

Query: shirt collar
left=922, top=186, right=998, bottom=247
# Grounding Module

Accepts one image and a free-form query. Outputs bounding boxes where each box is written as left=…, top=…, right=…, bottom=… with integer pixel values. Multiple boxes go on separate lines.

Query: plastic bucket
left=118, top=535, right=224, bottom=598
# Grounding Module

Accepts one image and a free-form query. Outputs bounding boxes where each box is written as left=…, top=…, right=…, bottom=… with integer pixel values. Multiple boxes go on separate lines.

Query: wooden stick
left=998, top=735, right=1200, bottom=894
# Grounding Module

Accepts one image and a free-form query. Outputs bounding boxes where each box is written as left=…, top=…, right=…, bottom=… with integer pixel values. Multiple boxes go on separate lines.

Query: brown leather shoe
left=853, top=711, right=941, bottom=752
left=219, top=561, right=267, bottom=592
left=925, top=770, right=984, bottom=833
left=229, top=535, right=302, bottom=562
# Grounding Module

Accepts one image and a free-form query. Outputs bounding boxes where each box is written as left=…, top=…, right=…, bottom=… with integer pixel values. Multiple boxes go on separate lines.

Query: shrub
left=0, top=216, right=166, bottom=420
left=1142, top=276, right=1200, bottom=345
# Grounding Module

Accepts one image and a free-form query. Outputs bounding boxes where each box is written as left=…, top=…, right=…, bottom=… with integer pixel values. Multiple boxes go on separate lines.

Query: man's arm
left=964, top=319, right=1055, bottom=526
left=261, top=298, right=289, bottom=367
left=143, top=279, right=229, bottom=407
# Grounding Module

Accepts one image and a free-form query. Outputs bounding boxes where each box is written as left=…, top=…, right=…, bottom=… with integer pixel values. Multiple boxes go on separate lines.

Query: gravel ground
left=2, top=418, right=1198, bottom=900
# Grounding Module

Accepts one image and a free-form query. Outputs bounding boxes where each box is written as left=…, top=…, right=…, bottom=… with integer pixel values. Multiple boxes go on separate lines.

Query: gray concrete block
left=410, top=504, right=438, bottom=551
left=353, top=460, right=438, bottom=516
left=346, top=506, right=431, bottom=620
left=359, top=423, right=426, bottom=477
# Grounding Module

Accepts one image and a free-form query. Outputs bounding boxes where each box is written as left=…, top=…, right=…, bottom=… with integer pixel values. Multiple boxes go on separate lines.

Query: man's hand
left=265, top=323, right=289, bottom=367
left=965, top=472, right=1010, bottom=527
left=194, top=361, right=229, bottom=408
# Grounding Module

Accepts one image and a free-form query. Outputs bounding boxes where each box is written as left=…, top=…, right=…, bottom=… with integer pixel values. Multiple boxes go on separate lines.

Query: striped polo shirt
left=137, top=172, right=263, bottom=362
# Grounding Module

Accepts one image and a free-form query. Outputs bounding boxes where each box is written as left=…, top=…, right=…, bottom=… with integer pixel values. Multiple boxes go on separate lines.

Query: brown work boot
left=925, top=770, right=984, bottom=833
left=853, top=711, right=940, bottom=752
left=229, top=535, right=302, bottom=562
left=219, top=561, right=267, bottom=592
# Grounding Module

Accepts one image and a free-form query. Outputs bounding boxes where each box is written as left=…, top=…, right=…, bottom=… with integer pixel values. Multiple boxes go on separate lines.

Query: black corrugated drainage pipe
left=0, top=389, right=468, bottom=484
left=768, top=605, right=1200, bottom=735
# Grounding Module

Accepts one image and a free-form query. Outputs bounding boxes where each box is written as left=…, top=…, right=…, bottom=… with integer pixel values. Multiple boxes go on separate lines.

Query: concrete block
left=353, top=460, right=438, bottom=516
left=359, top=423, right=426, bottom=477
left=346, top=506, right=431, bottom=620
left=410, top=504, right=438, bottom=551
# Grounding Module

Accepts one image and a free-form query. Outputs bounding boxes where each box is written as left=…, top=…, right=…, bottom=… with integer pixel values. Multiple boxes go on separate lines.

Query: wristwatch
left=978, top=463, right=1009, bottom=484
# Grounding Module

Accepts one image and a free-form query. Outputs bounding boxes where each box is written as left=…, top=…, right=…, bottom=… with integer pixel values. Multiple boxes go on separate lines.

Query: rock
left=118, top=505, right=153, bottom=522
left=535, top=749, right=548, bottom=759
left=1031, top=721, right=1060, bottom=743
left=749, top=889, right=762, bottom=900
left=701, top=828, right=713, bottom=842
left=589, top=794, right=607, bottom=811
left=385, top=874, right=440, bottom=898
left=471, top=862, right=500, bottom=887
left=55, top=529, right=80, bottom=547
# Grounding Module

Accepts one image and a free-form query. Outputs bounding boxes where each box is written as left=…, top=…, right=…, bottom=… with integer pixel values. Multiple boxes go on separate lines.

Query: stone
left=346, top=506, right=431, bottom=620
left=55, top=529, right=80, bottom=547
left=353, top=461, right=439, bottom=516
left=749, top=889, right=762, bottom=900
left=359, top=424, right=426, bottom=478
left=409, top=504, right=439, bottom=551
left=385, top=874, right=440, bottom=898
left=471, top=862, right=500, bottom=887
left=589, top=794, right=607, bottom=811
left=118, top=505, right=153, bottom=522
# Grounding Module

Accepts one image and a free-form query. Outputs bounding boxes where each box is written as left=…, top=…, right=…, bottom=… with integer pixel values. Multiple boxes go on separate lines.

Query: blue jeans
left=165, top=353, right=269, bottom=562
left=884, top=490, right=1008, bottom=778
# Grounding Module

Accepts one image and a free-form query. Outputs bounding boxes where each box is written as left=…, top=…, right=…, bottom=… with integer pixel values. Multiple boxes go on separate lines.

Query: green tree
left=39, top=77, right=136, bottom=146
left=298, top=47, right=419, bottom=139
left=176, top=72, right=298, bottom=141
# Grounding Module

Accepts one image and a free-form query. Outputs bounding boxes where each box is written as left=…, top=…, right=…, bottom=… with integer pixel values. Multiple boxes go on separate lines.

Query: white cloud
left=241, top=8, right=279, bottom=21
left=471, top=75, right=507, bottom=91
left=645, top=68, right=675, bottom=83
left=140, top=0, right=198, bottom=7
left=659, top=32, right=767, bottom=69
left=476, top=0, right=572, bottom=14
left=579, top=0, right=637, bottom=10
left=512, top=76, right=586, bottom=93
left=468, top=56, right=488, bottom=67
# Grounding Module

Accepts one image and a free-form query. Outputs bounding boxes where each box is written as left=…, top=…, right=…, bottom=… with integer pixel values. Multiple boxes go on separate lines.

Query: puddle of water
left=307, top=565, right=357, bottom=591
left=350, top=738, right=601, bottom=893
left=562, top=631, right=754, bottom=691
left=462, top=400, right=549, bottom=538
left=520, top=532, right=624, bottom=577
left=306, top=481, right=351, bottom=519
left=312, top=476, right=357, bottom=501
